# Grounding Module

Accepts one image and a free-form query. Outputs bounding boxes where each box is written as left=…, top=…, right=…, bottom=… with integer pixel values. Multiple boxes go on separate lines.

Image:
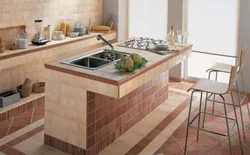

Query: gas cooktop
left=118, top=37, right=165, bottom=50
left=118, top=37, right=177, bottom=55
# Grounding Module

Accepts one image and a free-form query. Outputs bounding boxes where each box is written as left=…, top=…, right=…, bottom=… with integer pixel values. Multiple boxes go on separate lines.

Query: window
left=185, top=0, right=239, bottom=82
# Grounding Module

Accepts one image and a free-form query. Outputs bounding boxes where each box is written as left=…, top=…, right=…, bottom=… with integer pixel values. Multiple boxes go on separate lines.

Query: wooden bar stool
left=206, top=50, right=249, bottom=138
left=184, top=66, right=244, bottom=155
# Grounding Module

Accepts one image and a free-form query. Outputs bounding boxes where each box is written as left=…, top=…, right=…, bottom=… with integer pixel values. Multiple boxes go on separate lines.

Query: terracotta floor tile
left=11, top=117, right=31, bottom=126
left=8, top=125, right=26, bottom=135
left=173, top=125, right=193, bottom=140
left=161, top=141, right=182, bottom=154
left=207, top=146, right=230, bottom=155
left=125, top=148, right=141, bottom=155
left=5, top=139, right=21, bottom=147
left=133, top=141, right=147, bottom=151
left=198, top=135, right=221, bottom=149
left=0, top=144, right=10, bottom=152
left=3, top=148, right=25, bottom=155
left=154, top=149, right=163, bottom=155
left=177, top=136, right=203, bottom=151
left=186, top=149, right=209, bottom=155
left=144, top=129, right=161, bottom=142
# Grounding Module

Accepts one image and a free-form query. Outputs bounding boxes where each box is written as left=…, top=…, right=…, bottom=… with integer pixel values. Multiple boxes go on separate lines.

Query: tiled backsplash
left=0, top=0, right=103, bottom=38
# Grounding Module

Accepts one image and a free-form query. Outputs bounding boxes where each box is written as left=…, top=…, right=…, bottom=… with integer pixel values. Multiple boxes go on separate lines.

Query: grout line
left=6, top=118, right=14, bottom=135
left=30, top=108, right=35, bottom=124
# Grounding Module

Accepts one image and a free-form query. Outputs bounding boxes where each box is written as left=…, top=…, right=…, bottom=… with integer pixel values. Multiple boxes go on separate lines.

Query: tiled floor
left=0, top=79, right=249, bottom=155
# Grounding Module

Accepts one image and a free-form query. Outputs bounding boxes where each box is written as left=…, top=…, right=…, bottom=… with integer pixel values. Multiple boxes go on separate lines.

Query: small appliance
left=32, top=20, right=49, bottom=45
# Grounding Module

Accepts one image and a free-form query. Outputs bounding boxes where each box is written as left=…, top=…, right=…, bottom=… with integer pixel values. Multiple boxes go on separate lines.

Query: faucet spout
left=97, top=35, right=115, bottom=61
left=97, top=35, right=114, bottom=51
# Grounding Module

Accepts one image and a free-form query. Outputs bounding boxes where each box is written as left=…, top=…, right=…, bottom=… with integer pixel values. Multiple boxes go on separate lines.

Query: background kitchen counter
left=0, top=31, right=117, bottom=93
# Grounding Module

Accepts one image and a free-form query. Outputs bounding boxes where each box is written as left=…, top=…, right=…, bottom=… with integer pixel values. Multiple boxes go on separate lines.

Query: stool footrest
left=207, top=94, right=246, bottom=107
left=188, top=112, right=236, bottom=137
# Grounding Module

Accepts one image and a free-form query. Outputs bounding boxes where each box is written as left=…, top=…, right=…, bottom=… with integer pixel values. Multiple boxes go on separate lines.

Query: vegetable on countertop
left=115, top=53, right=148, bottom=72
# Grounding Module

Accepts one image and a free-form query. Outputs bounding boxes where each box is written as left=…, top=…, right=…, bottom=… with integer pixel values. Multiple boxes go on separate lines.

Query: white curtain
left=128, top=0, right=168, bottom=39
left=186, top=0, right=238, bottom=81
left=187, top=0, right=238, bottom=56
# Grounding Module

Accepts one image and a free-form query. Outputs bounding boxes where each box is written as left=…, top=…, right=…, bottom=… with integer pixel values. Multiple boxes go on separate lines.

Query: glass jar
left=17, top=30, right=28, bottom=49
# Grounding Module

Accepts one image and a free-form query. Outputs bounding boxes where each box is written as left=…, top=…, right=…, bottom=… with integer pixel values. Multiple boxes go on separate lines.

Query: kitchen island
left=44, top=40, right=192, bottom=155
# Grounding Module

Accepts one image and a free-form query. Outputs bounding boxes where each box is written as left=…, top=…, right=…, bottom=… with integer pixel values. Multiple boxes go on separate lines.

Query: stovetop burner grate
left=118, top=37, right=165, bottom=50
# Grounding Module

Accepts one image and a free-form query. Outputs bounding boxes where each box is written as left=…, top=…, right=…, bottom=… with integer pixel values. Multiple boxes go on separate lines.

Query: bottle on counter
left=44, top=25, right=52, bottom=41
left=60, top=20, right=67, bottom=36
left=168, top=26, right=175, bottom=46
left=17, top=29, right=28, bottom=49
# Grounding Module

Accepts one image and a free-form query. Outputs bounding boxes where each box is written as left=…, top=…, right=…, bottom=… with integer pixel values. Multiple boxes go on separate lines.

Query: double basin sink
left=61, top=49, right=131, bottom=70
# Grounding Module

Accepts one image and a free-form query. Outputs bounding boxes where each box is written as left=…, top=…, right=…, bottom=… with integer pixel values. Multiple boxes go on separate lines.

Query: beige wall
left=102, top=0, right=128, bottom=41
left=239, top=0, right=250, bottom=92
left=168, top=0, right=185, bottom=79
left=0, top=0, right=103, bottom=39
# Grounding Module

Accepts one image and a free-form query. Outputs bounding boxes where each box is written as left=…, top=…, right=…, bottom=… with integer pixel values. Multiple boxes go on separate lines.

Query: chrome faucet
left=97, top=35, right=115, bottom=61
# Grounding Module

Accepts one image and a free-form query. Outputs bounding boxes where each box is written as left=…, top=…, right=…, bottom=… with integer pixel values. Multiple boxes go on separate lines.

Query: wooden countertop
left=45, top=40, right=192, bottom=86
left=0, top=30, right=116, bottom=61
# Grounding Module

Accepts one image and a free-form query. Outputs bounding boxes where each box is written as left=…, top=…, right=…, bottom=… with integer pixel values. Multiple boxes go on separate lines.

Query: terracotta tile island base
left=44, top=40, right=192, bottom=155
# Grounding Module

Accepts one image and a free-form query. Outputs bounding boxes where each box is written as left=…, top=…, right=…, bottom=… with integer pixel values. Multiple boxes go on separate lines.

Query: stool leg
left=197, top=92, right=203, bottom=141
left=184, top=91, right=195, bottom=155
left=220, top=95, right=233, bottom=155
left=240, top=71, right=250, bottom=117
left=230, top=91, right=244, bottom=154
left=212, top=72, right=218, bottom=114
left=236, top=80, right=246, bottom=138
left=202, top=92, right=208, bottom=128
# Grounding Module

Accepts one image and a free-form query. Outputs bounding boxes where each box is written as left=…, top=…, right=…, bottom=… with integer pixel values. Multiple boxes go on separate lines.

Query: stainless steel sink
left=91, top=49, right=129, bottom=61
left=61, top=49, right=131, bottom=70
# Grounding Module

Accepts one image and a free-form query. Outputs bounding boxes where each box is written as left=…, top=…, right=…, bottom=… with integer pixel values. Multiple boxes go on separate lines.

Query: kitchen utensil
left=69, top=32, right=79, bottom=38
left=52, top=31, right=66, bottom=40
left=17, top=85, right=32, bottom=98
left=32, top=82, right=45, bottom=93
left=22, top=78, right=33, bottom=89
left=32, top=20, right=49, bottom=45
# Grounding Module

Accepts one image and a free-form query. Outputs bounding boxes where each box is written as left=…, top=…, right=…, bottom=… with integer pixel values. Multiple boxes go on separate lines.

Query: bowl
left=73, top=28, right=84, bottom=32
left=78, top=32, right=85, bottom=36
left=69, top=32, right=79, bottom=38
left=32, top=82, right=45, bottom=93
left=17, top=85, right=32, bottom=98
left=22, top=78, right=33, bottom=89
left=52, top=31, right=66, bottom=40
left=154, top=44, right=170, bottom=51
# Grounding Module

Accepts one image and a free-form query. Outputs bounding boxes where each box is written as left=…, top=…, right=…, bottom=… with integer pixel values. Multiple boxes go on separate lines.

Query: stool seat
left=207, top=62, right=232, bottom=73
left=189, top=78, right=228, bottom=95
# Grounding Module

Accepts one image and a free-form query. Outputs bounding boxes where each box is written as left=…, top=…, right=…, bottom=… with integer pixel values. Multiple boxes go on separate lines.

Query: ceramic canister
left=0, top=38, right=6, bottom=53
